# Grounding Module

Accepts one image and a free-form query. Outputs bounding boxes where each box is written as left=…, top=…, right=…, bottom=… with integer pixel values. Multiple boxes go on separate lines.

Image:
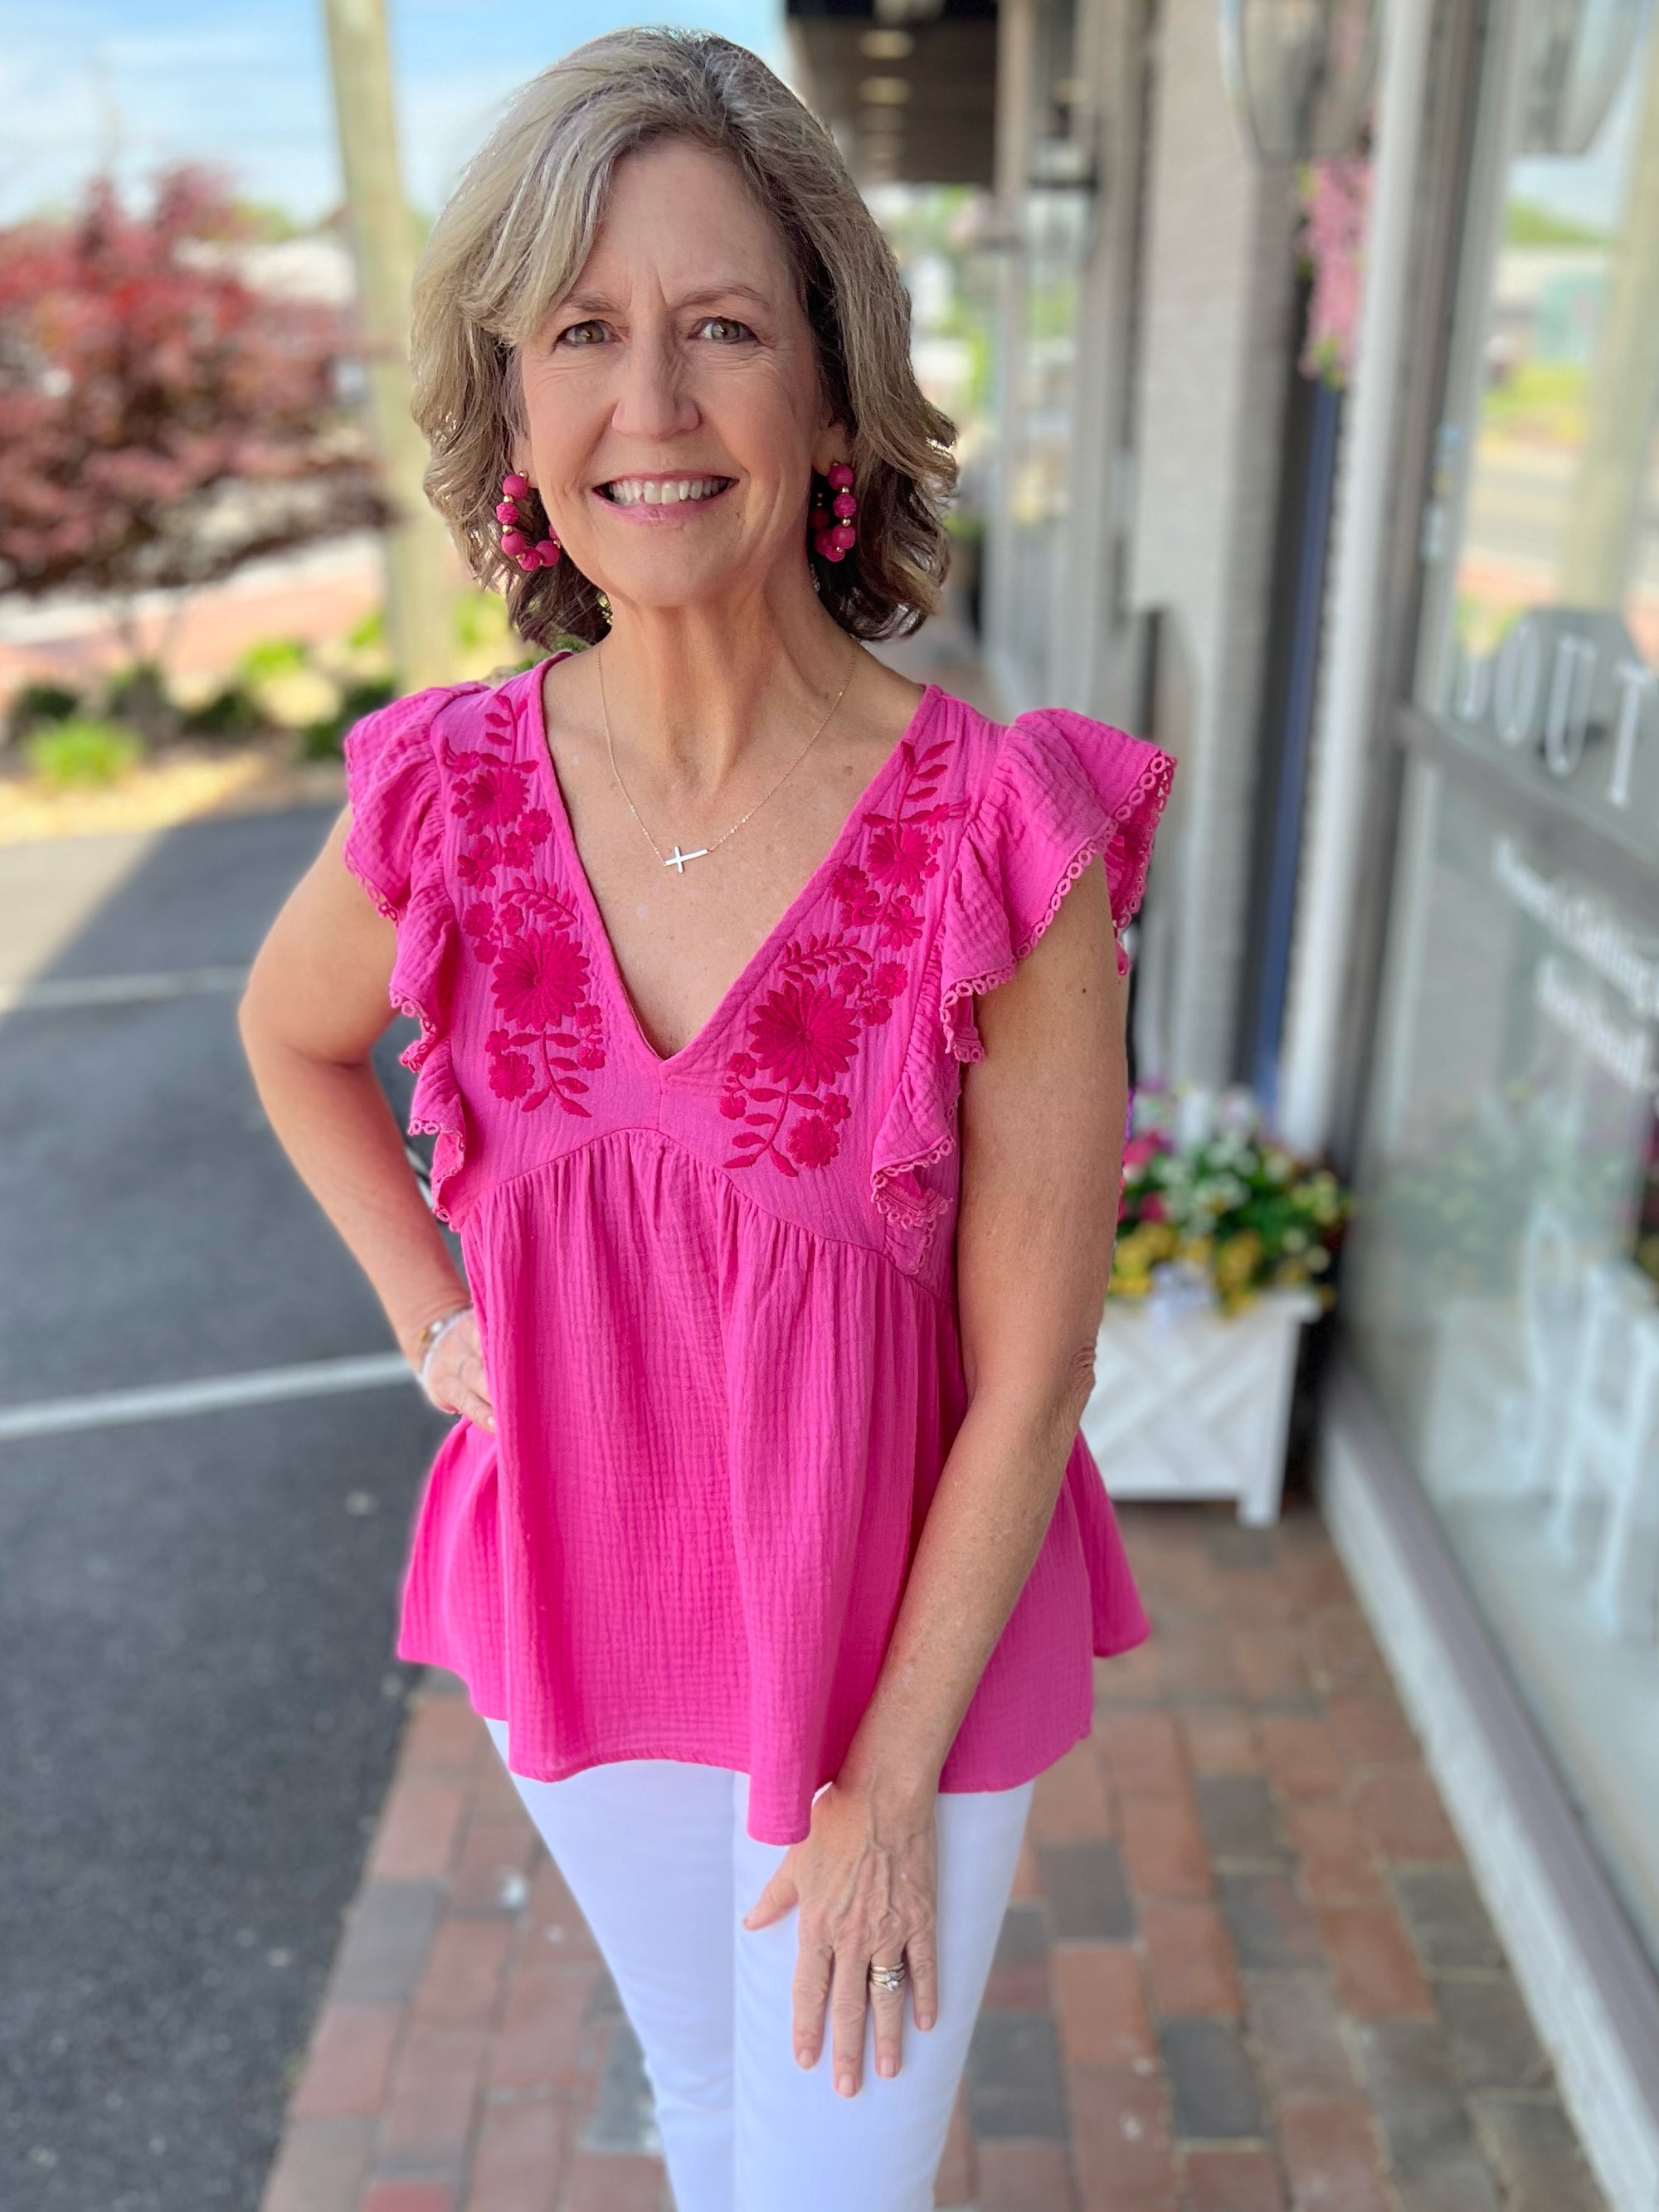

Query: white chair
left=1550, top=1261, right=1659, bottom=1645
left=1497, top=1201, right=1587, bottom=1501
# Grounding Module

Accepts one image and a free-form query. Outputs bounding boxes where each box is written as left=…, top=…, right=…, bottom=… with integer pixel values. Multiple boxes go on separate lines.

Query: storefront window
left=1347, top=0, right=1659, bottom=1976
left=1350, top=758, right=1659, bottom=1973
left=1417, top=0, right=1659, bottom=863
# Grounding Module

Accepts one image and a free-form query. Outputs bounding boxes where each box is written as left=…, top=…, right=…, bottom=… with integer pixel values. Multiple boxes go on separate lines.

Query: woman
left=238, top=28, right=1173, bottom=2212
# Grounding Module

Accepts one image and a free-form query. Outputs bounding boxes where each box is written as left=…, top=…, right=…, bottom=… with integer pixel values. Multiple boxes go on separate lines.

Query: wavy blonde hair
left=410, top=27, right=958, bottom=648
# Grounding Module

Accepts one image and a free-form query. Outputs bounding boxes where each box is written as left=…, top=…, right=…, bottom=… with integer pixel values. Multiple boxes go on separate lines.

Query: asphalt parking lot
left=0, top=804, right=457, bottom=2212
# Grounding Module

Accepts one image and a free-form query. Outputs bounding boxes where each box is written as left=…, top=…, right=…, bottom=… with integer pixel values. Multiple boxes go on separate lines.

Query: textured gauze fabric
left=340, top=655, right=1175, bottom=1844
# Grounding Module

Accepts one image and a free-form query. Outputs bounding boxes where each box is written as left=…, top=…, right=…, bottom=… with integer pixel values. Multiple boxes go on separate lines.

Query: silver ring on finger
left=868, top=1958, right=907, bottom=1994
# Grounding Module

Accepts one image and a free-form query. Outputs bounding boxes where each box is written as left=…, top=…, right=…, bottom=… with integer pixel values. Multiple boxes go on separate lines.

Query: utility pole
left=320, top=0, right=456, bottom=691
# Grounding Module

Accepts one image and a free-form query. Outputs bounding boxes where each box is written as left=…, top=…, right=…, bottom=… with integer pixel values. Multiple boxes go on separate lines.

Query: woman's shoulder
left=925, top=689, right=1176, bottom=1047
left=926, top=683, right=1170, bottom=793
left=916, top=681, right=1176, bottom=863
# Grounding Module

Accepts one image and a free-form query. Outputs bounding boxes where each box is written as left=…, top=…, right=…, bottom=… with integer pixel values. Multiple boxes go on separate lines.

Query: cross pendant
left=664, top=844, right=710, bottom=873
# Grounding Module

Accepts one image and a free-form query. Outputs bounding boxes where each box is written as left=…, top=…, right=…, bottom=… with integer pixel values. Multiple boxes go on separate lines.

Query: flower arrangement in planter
left=1112, top=1086, right=1349, bottom=1316
left=1083, top=1088, right=1350, bottom=1525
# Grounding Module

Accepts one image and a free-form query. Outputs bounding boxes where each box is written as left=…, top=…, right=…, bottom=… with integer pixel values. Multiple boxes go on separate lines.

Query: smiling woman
left=236, top=28, right=1173, bottom=2212
left=411, top=37, right=955, bottom=648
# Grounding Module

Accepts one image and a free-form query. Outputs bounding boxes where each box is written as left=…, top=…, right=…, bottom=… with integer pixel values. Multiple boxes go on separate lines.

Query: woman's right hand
left=416, top=1308, right=496, bottom=1431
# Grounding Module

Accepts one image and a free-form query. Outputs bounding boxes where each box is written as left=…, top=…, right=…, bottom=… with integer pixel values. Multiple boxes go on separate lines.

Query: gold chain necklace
left=597, top=645, right=858, bottom=875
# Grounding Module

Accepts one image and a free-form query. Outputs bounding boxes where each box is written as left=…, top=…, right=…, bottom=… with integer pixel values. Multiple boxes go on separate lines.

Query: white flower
left=1175, top=1087, right=1215, bottom=1150
left=1217, top=1087, right=1260, bottom=1135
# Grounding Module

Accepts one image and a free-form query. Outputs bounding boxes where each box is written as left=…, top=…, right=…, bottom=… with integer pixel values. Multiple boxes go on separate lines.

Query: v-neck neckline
left=525, top=650, right=942, bottom=1074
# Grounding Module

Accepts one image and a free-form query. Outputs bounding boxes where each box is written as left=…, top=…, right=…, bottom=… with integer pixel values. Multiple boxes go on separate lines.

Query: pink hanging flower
left=1298, top=150, right=1370, bottom=387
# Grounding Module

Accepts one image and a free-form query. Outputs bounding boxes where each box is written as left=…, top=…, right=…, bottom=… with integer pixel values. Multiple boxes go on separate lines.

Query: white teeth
left=604, top=476, right=726, bottom=506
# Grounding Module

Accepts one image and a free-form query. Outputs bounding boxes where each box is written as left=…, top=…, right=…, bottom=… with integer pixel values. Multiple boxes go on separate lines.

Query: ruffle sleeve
left=871, top=707, right=1174, bottom=1235
left=341, top=684, right=484, bottom=1226
left=939, top=707, right=1175, bottom=1059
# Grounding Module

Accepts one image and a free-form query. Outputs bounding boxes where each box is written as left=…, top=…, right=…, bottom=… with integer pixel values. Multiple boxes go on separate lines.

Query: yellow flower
left=1118, top=1223, right=1178, bottom=1272
left=1215, top=1232, right=1262, bottom=1294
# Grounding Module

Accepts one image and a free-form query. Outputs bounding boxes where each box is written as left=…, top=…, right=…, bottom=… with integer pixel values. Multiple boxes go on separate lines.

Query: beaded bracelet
left=414, top=1305, right=473, bottom=1401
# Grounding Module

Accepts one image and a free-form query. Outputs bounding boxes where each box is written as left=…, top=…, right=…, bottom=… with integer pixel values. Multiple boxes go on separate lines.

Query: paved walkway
left=257, top=1492, right=1608, bottom=2212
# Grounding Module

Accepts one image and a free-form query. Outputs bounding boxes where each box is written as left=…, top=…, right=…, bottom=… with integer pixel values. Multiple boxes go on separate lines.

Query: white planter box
left=1080, top=1288, right=1320, bottom=1526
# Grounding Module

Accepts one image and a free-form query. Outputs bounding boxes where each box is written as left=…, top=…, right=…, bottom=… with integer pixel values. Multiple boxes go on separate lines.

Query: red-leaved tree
left=0, top=165, right=387, bottom=671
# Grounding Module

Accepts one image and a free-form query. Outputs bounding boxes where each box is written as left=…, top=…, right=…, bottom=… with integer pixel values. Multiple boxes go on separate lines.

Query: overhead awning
left=786, top=0, right=998, bottom=188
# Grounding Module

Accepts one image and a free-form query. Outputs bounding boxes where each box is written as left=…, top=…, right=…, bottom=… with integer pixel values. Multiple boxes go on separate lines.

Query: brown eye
left=557, top=320, right=606, bottom=347
left=701, top=317, right=754, bottom=343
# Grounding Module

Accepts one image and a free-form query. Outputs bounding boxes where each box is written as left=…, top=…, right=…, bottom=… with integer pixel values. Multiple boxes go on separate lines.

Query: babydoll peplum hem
left=392, top=1129, right=1151, bottom=1845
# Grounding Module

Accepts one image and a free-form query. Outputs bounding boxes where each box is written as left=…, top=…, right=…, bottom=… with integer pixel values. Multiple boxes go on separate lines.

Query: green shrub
left=456, top=588, right=505, bottom=654
left=180, top=684, right=265, bottom=737
left=236, top=636, right=311, bottom=684
left=26, top=718, right=143, bottom=787
left=299, top=677, right=397, bottom=760
left=5, top=681, right=84, bottom=743
left=103, top=662, right=171, bottom=733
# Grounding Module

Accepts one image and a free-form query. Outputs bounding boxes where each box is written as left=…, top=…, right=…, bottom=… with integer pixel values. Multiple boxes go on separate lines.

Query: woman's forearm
left=836, top=1365, right=1093, bottom=1810
left=240, top=1018, right=469, bottom=1366
left=839, top=862, right=1125, bottom=1815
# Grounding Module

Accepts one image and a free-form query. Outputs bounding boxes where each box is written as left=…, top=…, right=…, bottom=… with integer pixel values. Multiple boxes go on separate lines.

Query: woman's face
left=513, top=138, right=844, bottom=616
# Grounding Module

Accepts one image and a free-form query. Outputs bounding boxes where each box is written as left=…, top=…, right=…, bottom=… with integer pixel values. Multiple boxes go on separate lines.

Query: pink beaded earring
left=497, top=473, right=560, bottom=571
left=810, top=461, right=857, bottom=563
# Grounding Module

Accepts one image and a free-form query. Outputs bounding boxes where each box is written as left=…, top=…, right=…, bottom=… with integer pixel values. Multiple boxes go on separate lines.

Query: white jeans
left=480, top=1716, right=1033, bottom=2212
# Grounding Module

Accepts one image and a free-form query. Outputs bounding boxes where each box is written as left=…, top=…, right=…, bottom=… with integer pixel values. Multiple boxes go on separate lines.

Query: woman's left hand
left=742, top=1775, right=939, bottom=2097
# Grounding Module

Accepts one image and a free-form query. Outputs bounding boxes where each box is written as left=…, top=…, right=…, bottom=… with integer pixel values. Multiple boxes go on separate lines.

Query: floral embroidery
left=444, top=688, right=606, bottom=1117
left=721, top=733, right=962, bottom=1176
left=749, top=980, right=862, bottom=1089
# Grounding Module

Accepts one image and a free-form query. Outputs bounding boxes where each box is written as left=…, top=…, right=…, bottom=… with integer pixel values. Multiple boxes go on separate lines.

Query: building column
left=1051, top=0, right=1154, bottom=728
left=1126, top=0, right=1300, bottom=1087
left=1276, top=0, right=1436, bottom=1155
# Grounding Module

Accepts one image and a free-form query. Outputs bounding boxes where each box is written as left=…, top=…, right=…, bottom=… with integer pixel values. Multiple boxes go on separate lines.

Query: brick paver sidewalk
left=258, top=1495, right=1608, bottom=2212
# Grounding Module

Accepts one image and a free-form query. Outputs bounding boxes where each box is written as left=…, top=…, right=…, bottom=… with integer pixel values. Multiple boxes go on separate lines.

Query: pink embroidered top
left=341, top=655, right=1175, bottom=1844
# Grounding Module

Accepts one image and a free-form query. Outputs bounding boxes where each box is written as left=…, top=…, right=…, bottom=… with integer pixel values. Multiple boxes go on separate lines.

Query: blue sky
left=0, top=0, right=791, bottom=223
